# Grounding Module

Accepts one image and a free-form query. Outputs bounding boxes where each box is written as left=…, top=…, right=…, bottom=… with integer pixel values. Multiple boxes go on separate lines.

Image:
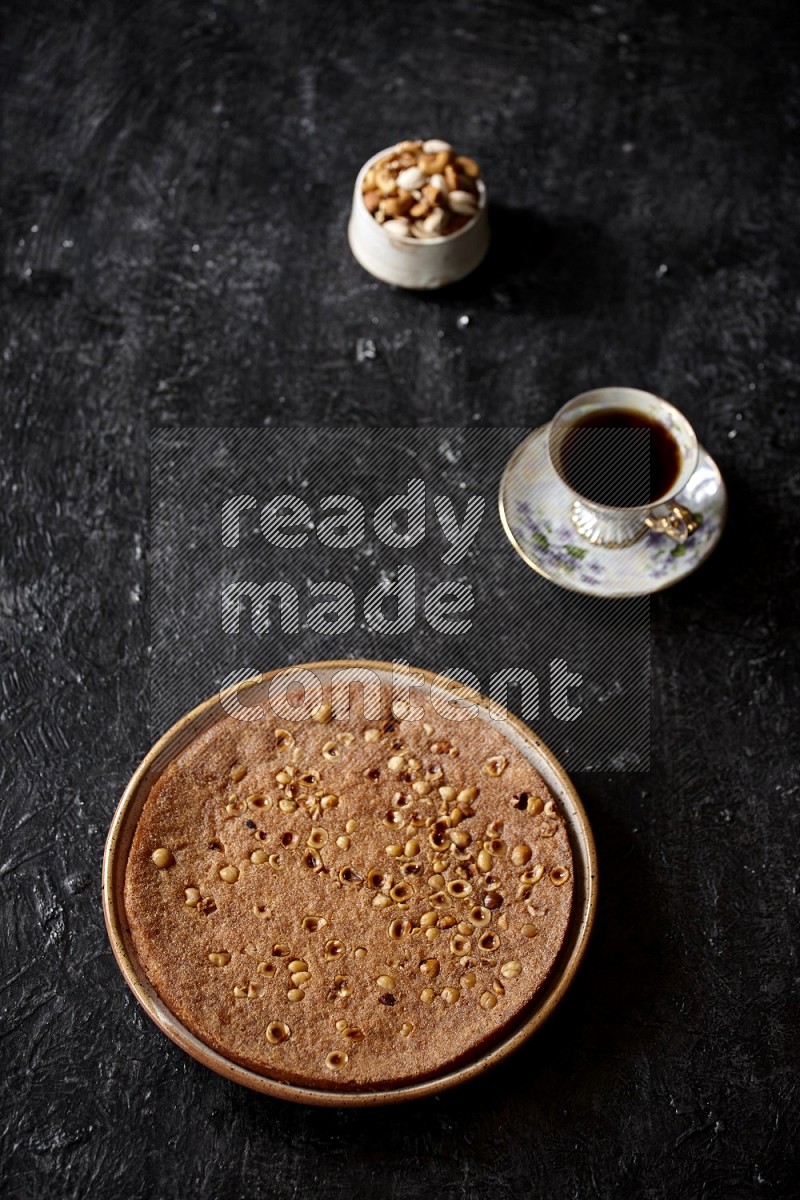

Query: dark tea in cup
left=554, top=409, right=682, bottom=509
left=547, top=388, right=699, bottom=547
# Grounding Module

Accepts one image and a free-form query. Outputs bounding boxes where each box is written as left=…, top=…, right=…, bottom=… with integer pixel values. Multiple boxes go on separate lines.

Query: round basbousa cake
left=124, top=681, right=574, bottom=1091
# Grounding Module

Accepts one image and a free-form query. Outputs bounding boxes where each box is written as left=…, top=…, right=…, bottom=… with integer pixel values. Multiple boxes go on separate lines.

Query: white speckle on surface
left=457, top=314, right=471, bottom=329
left=728, top=429, right=737, bottom=438
left=62, top=239, right=73, bottom=248
left=622, top=141, right=635, bottom=153
left=355, top=337, right=377, bottom=362
left=656, top=263, right=669, bottom=276
left=30, top=224, right=38, bottom=233
left=191, top=243, right=200, bottom=252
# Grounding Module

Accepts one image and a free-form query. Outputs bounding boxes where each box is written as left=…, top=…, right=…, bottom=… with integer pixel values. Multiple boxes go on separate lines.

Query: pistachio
left=397, top=165, right=427, bottom=190
left=448, top=189, right=478, bottom=215
left=422, top=138, right=453, bottom=154
left=422, top=208, right=448, bottom=236
left=385, top=218, right=411, bottom=239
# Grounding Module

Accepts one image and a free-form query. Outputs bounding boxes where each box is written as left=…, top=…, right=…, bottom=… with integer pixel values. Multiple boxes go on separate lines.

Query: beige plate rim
left=498, top=423, right=728, bottom=599
left=102, top=659, right=598, bottom=1107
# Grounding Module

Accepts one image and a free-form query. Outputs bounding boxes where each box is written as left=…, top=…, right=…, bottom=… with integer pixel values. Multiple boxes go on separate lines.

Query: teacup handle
left=644, top=504, right=699, bottom=543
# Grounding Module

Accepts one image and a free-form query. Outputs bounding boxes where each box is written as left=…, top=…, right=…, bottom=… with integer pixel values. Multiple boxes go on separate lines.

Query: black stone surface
left=2, top=2, right=799, bottom=1197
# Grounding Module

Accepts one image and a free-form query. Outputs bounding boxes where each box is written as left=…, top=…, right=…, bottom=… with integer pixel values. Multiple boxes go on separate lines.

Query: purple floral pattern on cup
left=500, top=424, right=727, bottom=598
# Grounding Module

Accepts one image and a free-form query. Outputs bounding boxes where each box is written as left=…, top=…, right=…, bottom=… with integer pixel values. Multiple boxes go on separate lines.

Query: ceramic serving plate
left=103, top=660, right=597, bottom=1106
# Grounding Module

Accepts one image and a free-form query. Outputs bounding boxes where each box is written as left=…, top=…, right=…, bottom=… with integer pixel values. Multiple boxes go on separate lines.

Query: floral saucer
left=498, top=423, right=727, bottom=598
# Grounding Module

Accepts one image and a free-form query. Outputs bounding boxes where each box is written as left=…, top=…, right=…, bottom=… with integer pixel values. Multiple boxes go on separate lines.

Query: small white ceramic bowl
left=348, top=143, right=490, bottom=290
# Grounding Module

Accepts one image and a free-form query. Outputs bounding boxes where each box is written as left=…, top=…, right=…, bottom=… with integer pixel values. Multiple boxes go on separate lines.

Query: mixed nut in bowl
left=103, top=661, right=596, bottom=1106
left=348, top=139, right=490, bottom=289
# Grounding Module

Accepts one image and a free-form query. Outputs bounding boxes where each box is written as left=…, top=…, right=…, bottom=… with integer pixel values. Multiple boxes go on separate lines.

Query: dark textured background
left=2, top=1, right=799, bottom=1197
